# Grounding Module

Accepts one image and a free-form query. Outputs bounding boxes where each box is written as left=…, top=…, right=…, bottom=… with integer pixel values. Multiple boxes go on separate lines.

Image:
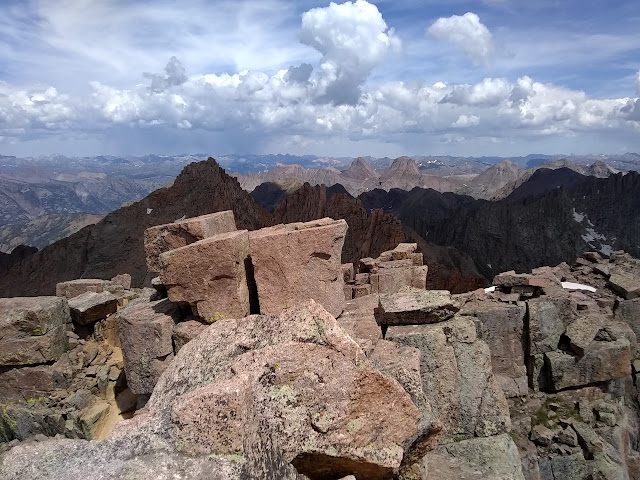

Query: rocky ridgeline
left=0, top=212, right=639, bottom=480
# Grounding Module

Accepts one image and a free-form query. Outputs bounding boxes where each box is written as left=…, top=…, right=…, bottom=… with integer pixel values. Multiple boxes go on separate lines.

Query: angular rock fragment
left=545, top=338, right=631, bottom=391
left=68, top=291, right=118, bottom=325
left=56, top=279, right=109, bottom=299
left=171, top=342, right=420, bottom=479
left=375, top=288, right=459, bottom=327
left=461, top=299, right=528, bottom=397
left=110, top=273, right=132, bottom=290
left=144, top=210, right=237, bottom=273
left=249, top=218, right=347, bottom=317
left=391, top=243, right=418, bottom=260
left=0, top=296, right=69, bottom=366
left=387, top=317, right=511, bottom=440
left=564, top=315, right=604, bottom=355
left=159, top=230, right=250, bottom=320
left=173, top=320, right=208, bottom=353
left=527, top=293, right=574, bottom=355
left=118, top=298, right=182, bottom=394
left=608, top=271, right=640, bottom=299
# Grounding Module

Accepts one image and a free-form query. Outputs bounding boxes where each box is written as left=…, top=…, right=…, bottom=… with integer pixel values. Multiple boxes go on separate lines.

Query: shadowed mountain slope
left=0, top=159, right=269, bottom=296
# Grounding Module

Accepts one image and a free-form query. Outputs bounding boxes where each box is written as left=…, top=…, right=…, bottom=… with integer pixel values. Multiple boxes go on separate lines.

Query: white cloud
left=442, top=78, right=511, bottom=106
left=452, top=115, right=480, bottom=128
left=427, top=12, right=494, bottom=66
left=636, top=71, right=640, bottom=97
left=300, top=0, right=401, bottom=105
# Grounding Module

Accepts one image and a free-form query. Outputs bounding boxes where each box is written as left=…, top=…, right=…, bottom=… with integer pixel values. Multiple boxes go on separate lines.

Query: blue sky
left=0, top=0, right=638, bottom=158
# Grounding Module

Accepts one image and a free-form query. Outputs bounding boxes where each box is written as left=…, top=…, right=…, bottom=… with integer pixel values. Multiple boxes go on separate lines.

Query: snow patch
left=561, top=282, right=596, bottom=293
left=572, top=209, right=585, bottom=222
left=484, top=286, right=496, bottom=293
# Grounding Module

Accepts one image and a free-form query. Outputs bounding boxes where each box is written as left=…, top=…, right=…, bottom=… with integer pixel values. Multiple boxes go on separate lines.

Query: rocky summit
left=2, top=212, right=640, bottom=479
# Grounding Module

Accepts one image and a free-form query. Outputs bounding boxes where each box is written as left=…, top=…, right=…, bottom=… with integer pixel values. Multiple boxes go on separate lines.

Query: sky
left=0, top=0, right=639, bottom=158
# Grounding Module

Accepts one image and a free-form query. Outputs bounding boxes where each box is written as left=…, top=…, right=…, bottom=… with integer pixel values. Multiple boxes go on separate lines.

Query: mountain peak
left=343, top=157, right=379, bottom=180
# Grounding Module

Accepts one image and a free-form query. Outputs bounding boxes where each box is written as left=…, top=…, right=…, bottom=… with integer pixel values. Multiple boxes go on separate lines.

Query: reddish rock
left=337, top=295, right=382, bottom=350
left=68, top=291, right=118, bottom=325
left=173, top=320, right=208, bottom=353
left=110, top=273, right=132, bottom=290
left=0, top=296, right=69, bottom=366
left=341, top=263, right=354, bottom=283
left=159, top=230, right=250, bottom=321
left=353, top=284, right=371, bottom=298
left=249, top=218, right=347, bottom=317
left=171, top=342, right=421, bottom=479
left=0, top=364, right=63, bottom=402
left=56, top=279, right=108, bottom=299
left=144, top=210, right=237, bottom=273
left=118, top=298, right=182, bottom=394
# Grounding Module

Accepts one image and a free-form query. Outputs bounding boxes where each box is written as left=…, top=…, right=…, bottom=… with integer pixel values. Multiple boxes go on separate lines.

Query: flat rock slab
left=608, top=271, right=640, bottom=299
left=68, top=291, right=118, bottom=325
left=56, top=279, right=110, bottom=299
left=249, top=218, right=347, bottom=317
left=144, top=210, right=237, bottom=273
left=375, top=288, right=459, bottom=326
left=0, top=296, right=70, bottom=366
left=564, top=315, right=605, bottom=355
left=118, top=298, right=183, bottom=395
left=159, top=229, right=250, bottom=321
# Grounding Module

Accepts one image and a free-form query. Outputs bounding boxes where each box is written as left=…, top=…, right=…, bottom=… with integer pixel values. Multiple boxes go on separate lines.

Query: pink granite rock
left=249, top=218, right=347, bottom=317
left=171, top=341, right=420, bottom=479
left=173, top=320, right=208, bottom=353
left=144, top=210, right=237, bottom=273
left=159, top=230, right=250, bottom=321
left=56, top=279, right=108, bottom=299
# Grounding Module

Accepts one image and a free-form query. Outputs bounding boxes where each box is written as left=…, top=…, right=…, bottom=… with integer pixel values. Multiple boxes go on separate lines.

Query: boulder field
left=1, top=212, right=640, bottom=479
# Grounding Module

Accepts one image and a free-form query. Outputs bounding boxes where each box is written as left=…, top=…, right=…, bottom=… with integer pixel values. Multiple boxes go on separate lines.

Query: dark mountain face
left=0, top=159, right=270, bottom=297
left=0, top=245, right=37, bottom=277
left=360, top=170, right=640, bottom=280
left=503, top=168, right=588, bottom=203
left=270, top=183, right=486, bottom=292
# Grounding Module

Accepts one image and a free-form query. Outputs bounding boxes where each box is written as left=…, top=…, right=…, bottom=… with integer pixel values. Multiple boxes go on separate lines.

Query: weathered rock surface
left=249, top=218, right=347, bottom=317
left=0, top=297, right=69, bottom=366
left=159, top=230, right=251, bottom=320
left=68, top=291, right=118, bottom=325
left=56, top=279, right=110, bottom=299
left=375, top=289, right=460, bottom=327
left=387, top=316, right=511, bottom=440
left=118, top=298, right=183, bottom=394
left=172, top=320, right=208, bottom=353
left=144, top=210, right=237, bottom=273
left=171, top=342, right=419, bottom=478
left=460, top=299, right=528, bottom=398
left=422, top=434, right=525, bottom=480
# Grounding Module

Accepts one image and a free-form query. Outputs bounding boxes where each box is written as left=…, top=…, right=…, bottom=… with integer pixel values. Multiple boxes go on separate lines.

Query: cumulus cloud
left=300, top=0, right=400, bottom=105
left=1, top=1, right=639, bottom=155
left=143, top=56, right=188, bottom=92
left=636, top=70, right=640, bottom=97
left=442, top=78, right=511, bottom=106
left=427, top=12, right=494, bottom=66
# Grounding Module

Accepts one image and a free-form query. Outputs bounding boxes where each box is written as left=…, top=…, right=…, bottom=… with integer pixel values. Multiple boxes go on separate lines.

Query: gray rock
left=0, top=296, right=69, bottom=366
left=564, top=315, right=604, bottom=355
left=608, top=271, right=640, bottom=299
left=527, top=294, right=574, bottom=355
left=386, top=316, right=511, bottom=440
left=422, top=434, right=525, bottom=480
left=375, top=288, right=460, bottom=326
left=68, top=291, right=118, bottom=326
left=530, top=424, right=554, bottom=446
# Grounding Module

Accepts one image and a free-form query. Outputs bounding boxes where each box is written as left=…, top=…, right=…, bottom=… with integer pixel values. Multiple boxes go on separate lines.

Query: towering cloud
left=427, top=12, right=494, bottom=66
left=299, top=0, right=400, bottom=105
